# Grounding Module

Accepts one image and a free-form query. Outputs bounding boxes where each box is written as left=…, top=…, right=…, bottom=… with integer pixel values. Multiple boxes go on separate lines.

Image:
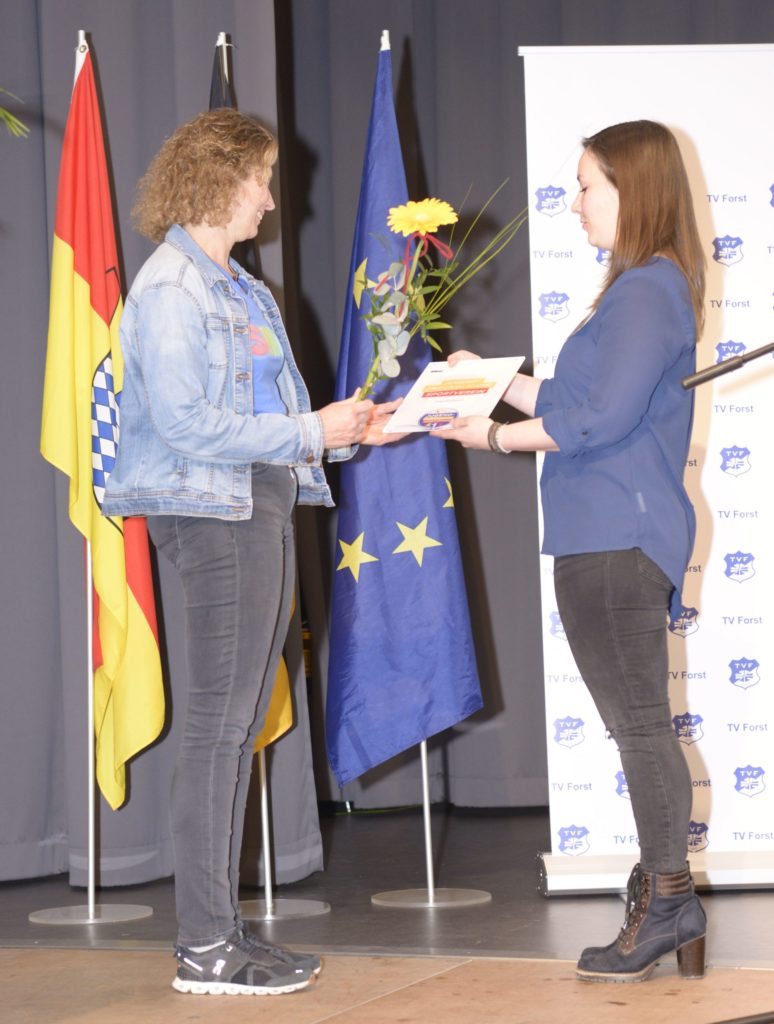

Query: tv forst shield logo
left=549, top=611, right=566, bottom=641
left=557, top=825, right=590, bottom=856
left=724, top=551, right=755, bottom=583
left=687, top=820, right=709, bottom=853
left=539, top=291, right=570, bottom=323
left=553, top=716, right=585, bottom=748
left=535, top=185, right=567, bottom=217
left=669, top=606, right=699, bottom=638
left=729, top=658, right=760, bottom=690
left=673, top=712, right=704, bottom=745
left=720, top=446, right=751, bottom=476
left=712, top=234, right=744, bottom=266
left=734, top=765, right=766, bottom=798
left=615, top=770, right=630, bottom=800
left=715, top=340, right=746, bottom=364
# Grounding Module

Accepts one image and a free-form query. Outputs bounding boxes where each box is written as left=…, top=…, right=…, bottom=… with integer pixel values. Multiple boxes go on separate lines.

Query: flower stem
left=358, top=356, right=382, bottom=400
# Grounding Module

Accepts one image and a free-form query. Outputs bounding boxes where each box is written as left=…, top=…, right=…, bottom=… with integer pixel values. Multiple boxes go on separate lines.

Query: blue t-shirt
left=232, top=271, right=286, bottom=415
left=536, top=257, right=697, bottom=614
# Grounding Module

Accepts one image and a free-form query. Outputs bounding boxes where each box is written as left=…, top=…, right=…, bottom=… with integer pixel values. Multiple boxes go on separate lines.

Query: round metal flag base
left=29, top=904, right=154, bottom=925
left=371, top=887, right=492, bottom=909
left=239, top=897, right=331, bottom=921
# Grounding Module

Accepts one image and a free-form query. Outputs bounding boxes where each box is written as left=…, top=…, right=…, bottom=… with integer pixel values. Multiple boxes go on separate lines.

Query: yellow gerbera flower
left=387, top=198, right=458, bottom=237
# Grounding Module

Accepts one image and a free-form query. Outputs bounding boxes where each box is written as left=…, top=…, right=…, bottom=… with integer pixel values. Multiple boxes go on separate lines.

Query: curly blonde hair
left=132, top=108, right=278, bottom=242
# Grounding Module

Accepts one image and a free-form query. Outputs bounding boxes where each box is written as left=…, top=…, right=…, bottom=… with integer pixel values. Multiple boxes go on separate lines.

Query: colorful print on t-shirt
left=229, top=269, right=287, bottom=415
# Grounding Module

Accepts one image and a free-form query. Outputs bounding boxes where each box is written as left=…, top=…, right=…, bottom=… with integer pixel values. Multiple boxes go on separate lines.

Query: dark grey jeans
left=147, top=464, right=297, bottom=946
left=553, top=548, right=692, bottom=875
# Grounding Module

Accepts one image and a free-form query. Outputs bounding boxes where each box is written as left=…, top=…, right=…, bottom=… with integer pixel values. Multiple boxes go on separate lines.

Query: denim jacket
left=103, top=225, right=346, bottom=520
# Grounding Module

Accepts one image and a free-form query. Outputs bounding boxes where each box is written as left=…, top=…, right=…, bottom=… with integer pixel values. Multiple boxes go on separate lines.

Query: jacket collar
left=165, top=223, right=239, bottom=289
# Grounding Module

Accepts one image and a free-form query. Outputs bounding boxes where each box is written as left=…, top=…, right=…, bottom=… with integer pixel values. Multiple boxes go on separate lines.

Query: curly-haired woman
left=103, top=107, right=400, bottom=996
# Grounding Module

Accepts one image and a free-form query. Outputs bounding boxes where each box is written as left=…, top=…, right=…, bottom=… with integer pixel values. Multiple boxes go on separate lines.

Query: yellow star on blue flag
left=337, top=532, right=379, bottom=581
left=393, top=516, right=442, bottom=566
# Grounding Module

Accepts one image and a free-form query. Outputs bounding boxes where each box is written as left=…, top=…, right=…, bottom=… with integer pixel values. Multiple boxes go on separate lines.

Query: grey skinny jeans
left=147, top=463, right=297, bottom=946
left=553, top=548, right=692, bottom=875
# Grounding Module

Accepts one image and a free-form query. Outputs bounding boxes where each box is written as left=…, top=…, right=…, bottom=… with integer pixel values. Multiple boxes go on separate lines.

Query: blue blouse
left=536, top=257, right=697, bottom=614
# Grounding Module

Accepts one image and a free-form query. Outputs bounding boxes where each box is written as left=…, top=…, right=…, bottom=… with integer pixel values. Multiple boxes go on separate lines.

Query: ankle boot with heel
left=576, top=863, right=706, bottom=983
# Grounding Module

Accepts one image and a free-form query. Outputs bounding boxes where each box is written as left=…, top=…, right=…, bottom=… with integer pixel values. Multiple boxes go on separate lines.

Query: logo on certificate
left=418, top=410, right=459, bottom=428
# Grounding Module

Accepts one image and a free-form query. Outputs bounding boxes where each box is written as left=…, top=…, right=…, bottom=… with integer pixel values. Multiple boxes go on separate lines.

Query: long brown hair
left=583, top=120, right=705, bottom=333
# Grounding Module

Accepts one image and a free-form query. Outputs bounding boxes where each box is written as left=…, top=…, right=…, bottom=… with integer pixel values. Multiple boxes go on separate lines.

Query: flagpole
left=86, top=541, right=96, bottom=918
left=371, top=740, right=492, bottom=908
left=260, top=751, right=274, bottom=916
left=28, top=536, right=153, bottom=929
left=30, top=554, right=154, bottom=923
left=420, top=741, right=435, bottom=902
left=327, top=27, right=491, bottom=913
left=31, top=31, right=156, bottom=926
left=215, top=31, right=229, bottom=85
left=239, top=750, right=331, bottom=922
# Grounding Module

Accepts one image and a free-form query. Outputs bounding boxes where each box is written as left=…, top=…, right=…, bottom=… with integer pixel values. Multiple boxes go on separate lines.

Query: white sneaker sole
left=172, top=975, right=311, bottom=995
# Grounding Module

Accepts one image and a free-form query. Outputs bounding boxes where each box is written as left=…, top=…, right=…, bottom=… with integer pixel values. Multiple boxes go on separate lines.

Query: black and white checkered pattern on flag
left=91, top=355, right=119, bottom=508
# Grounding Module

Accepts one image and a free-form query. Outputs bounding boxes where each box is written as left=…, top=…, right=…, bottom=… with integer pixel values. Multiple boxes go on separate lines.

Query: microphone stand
left=682, top=341, right=774, bottom=389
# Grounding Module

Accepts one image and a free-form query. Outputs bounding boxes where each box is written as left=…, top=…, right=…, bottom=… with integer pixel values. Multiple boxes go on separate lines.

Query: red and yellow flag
left=40, top=41, right=164, bottom=810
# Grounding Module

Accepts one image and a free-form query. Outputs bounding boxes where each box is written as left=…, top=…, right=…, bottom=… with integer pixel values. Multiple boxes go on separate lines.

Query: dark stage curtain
left=275, top=0, right=774, bottom=807
left=0, top=0, right=322, bottom=888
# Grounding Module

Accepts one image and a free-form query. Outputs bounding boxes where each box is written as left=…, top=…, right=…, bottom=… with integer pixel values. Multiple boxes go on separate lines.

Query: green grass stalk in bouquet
left=357, top=184, right=527, bottom=399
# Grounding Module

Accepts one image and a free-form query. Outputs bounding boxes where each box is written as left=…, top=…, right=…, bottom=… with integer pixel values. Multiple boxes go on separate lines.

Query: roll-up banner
left=520, top=45, right=774, bottom=893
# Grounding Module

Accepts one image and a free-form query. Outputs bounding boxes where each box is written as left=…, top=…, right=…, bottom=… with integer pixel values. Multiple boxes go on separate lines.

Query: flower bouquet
left=356, top=187, right=527, bottom=399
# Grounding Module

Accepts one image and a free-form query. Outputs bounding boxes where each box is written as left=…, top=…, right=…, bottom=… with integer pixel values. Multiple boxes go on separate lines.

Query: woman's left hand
left=429, top=415, right=492, bottom=450
left=360, top=399, right=409, bottom=446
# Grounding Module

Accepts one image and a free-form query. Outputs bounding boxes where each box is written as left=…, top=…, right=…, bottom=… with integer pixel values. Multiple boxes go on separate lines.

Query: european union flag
left=325, top=35, right=482, bottom=788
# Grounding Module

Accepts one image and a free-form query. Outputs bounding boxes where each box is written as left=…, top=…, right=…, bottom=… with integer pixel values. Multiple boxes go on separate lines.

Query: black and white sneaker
left=172, top=931, right=312, bottom=995
left=238, top=923, right=322, bottom=976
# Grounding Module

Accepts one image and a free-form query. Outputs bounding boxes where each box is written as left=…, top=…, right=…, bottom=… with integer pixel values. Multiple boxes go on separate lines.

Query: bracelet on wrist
left=487, top=421, right=509, bottom=454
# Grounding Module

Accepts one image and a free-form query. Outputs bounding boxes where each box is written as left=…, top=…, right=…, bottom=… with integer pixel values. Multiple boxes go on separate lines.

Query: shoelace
left=618, top=865, right=648, bottom=942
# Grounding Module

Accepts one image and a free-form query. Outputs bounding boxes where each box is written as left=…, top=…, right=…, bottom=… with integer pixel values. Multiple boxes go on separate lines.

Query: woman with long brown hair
left=433, top=120, right=707, bottom=983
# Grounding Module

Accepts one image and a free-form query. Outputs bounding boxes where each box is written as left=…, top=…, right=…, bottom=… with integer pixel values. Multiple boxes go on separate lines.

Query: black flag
left=209, top=34, right=260, bottom=277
